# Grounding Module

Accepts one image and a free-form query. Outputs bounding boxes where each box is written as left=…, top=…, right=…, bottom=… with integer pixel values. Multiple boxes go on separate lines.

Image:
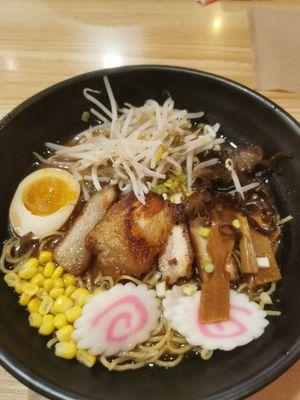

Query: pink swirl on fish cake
left=163, top=288, right=269, bottom=351
left=91, top=295, right=148, bottom=343
left=198, top=306, right=252, bottom=339
left=73, top=282, right=161, bottom=356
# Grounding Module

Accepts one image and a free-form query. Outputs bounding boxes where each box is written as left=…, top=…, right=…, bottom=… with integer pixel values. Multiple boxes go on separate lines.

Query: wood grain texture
left=0, top=0, right=299, bottom=399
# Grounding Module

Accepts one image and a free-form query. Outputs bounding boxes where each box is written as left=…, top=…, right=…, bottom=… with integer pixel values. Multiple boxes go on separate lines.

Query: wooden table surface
left=0, top=0, right=299, bottom=399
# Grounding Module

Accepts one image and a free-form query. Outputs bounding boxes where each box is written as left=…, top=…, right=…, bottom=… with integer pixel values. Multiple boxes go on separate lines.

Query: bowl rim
left=0, top=64, right=299, bottom=400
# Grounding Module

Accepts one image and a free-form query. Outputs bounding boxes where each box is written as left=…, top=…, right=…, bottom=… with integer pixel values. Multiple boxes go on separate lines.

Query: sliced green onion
left=182, top=283, right=198, bottom=296
left=81, top=111, right=90, bottom=122
left=152, top=184, right=167, bottom=195
left=225, top=262, right=234, bottom=273
left=232, top=219, right=240, bottom=229
left=197, top=227, right=210, bottom=238
left=152, top=186, right=161, bottom=195
left=170, top=193, right=183, bottom=204
left=257, top=257, right=270, bottom=268
left=164, top=178, right=177, bottom=189
left=176, top=174, right=187, bottom=183
left=203, top=260, right=215, bottom=273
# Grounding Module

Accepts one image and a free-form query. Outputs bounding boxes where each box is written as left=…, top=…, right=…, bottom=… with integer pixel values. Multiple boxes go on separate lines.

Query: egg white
left=9, top=168, right=80, bottom=238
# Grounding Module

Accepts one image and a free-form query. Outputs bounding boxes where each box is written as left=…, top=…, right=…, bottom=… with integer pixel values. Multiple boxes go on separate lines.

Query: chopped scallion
left=176, top=174, right=187, bottom=183
left=203, top=260, right=215, bottom=273
left=164, top=178, right=177, bottom=189
left=198, top=227, right=210, bottom=238
left=81, top=111, right=90, bottom=122
left=152, top=184, right=167, bottom=195
left=232, top=219, right=240, bottom=229
left=257, top=257, right=270, bottom=268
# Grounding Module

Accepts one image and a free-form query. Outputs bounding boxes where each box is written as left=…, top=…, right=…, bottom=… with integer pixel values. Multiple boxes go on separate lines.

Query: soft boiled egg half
left=9, top=168, right=81, bottom=238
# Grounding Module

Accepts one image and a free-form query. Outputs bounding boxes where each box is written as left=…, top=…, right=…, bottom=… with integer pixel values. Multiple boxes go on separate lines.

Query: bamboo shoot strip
left=237, top=213, right=259, bottom=274
left=251, top=228, right=282, bottom=285
left=199, top=225, right=234, bottom=323
left=190, top=218, right=238, bottom=283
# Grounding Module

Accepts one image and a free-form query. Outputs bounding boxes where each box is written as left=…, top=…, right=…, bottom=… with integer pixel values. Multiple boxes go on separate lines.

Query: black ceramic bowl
left=0, top=66, right=299, bottom=400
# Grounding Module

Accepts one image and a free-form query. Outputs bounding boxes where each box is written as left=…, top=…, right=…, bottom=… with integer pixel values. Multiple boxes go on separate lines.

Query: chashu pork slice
left=158, top=222, right=193, bottom=284
left=54, top=185, right=118, bottom=276
left=86, top=192, right=176, bottom=279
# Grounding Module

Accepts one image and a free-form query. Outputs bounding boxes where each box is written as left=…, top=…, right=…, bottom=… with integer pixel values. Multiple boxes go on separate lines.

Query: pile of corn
left=4, top=251, right=96, bottom=368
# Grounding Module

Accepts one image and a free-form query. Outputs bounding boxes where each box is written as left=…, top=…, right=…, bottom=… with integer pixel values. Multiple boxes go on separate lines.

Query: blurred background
left=0, top=0, right=299, bottom=399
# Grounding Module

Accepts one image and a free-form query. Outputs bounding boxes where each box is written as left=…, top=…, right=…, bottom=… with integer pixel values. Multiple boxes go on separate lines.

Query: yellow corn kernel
left=19, top=293, right=31, bottom=306
left=15, top=281, right=26, bottom=294
left=54, top=277, right=65, bottom=289
left=28, top=297, right=41, bottom=314
left=92, top=288, right=105, bottom=297
left=18, top=258, right=39, bottom=280
left=54, top=295, right=73, bottom=313
left=65, top=305, right=82, bottom=323
left=55, top=341, right=77, bottom=359
left=39, top=251, right=52, bottom=265
left=49, top=287, right=64, bottom=299
left=43, top=261, right=56, bottom=278
left=63, top=273, right=76, bottom=287
left=56, top=325, right=74, bottom=342
left=39, top=296, right=54, bottom=315
left=64, top=285, right=76, bottom=297
left=23, top=282, right=39, bottom=297
left=30, top=273, right=44, bottom=286
left=50, top=304, right=57, bottom=315
left=39, top=314, right=55, bottom=335
left=54, top=313, right=67, bottom=329
left=4, top=271, right=19, bottom=287
left=52, top=266, right=64, bottom=279
left=29, top=312, right=43, bottom=328
left=37, top=288, right=48, bottom=300
left=25, top=257, right=39, bottom=268
left=43, top=278, right=54, bottom=292
left=76, top=350, right=96, bottom=368
left=38, top=266, right=44, bottom=273
left=71, top=288, right=90, bottom=306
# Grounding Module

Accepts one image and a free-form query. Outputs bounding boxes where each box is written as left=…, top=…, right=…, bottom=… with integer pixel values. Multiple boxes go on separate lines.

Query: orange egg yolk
left=22, top=177, right=77, bottom=216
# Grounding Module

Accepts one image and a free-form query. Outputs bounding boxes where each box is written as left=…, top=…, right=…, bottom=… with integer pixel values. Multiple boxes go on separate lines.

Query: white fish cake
left=163, top=285, right=184, bottom=329
left=163, top=288, right=269, bottom=351
left=73, top=282, right=161, bottom=357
